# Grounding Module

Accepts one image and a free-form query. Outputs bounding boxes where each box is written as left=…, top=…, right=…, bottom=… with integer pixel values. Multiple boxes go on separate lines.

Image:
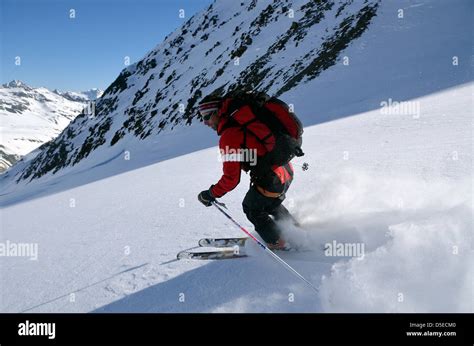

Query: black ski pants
left=242, top=186, right=297, bottom=244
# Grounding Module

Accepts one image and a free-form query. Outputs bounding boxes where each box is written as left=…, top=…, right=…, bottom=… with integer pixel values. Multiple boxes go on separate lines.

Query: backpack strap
left=220, top=97, right=275, bottom=154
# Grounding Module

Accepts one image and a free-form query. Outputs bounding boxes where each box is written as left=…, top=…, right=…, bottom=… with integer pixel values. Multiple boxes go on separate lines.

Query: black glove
left=198, top=189, right=215, bottom=207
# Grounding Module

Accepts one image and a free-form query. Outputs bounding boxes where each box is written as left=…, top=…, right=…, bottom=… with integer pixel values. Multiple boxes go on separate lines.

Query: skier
left=197, top=92, right=301, bottom=251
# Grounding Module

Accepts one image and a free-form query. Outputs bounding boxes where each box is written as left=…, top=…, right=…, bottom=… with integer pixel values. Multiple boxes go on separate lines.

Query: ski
left=177, top=237, right=322, bottom=261
left=177, top=248, right=247, bottom=260
left=198, top=237, right=249, bottom=248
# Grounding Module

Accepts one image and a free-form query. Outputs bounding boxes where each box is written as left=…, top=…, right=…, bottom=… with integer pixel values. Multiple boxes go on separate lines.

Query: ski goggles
left=198, top=100, right=220, bottom=120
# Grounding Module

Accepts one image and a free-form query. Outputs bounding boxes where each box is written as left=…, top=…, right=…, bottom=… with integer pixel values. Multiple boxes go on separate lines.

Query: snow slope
left=1, top=83, right=471, bottom=313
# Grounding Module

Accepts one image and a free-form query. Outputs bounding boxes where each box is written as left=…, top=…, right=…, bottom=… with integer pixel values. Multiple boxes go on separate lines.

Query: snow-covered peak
left=4, top=80, right=24, bottom=88
left=0, top=82, right=94, bottom=172
left=53, top=88, right=104, bottom=102
left=3, top=80, right=32, bottom=90
left=2, top=80, right=103, bottom=101
left=82, top=88, right=104, bottom=100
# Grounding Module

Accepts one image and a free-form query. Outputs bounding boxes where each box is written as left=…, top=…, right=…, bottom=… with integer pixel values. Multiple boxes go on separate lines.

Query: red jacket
left=210, top=99, right=293, bottom=198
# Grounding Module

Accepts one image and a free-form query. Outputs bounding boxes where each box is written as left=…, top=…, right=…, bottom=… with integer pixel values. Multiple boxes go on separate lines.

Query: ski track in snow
left=1, top=83, right=472, bottom=313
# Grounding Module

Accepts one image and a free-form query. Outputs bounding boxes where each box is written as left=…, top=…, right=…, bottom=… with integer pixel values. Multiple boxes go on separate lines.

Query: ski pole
left=211, top=201, right=319, bottom=293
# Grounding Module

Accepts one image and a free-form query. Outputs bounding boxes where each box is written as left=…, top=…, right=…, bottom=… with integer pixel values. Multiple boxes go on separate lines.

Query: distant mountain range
left=53, top=88, right=104, bottom=102
left=0, top=80, right=103, bottom=171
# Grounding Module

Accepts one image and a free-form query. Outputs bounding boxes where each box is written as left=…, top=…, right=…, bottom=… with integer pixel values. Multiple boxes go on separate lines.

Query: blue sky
left=1, top=0, right=213, bottom=91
